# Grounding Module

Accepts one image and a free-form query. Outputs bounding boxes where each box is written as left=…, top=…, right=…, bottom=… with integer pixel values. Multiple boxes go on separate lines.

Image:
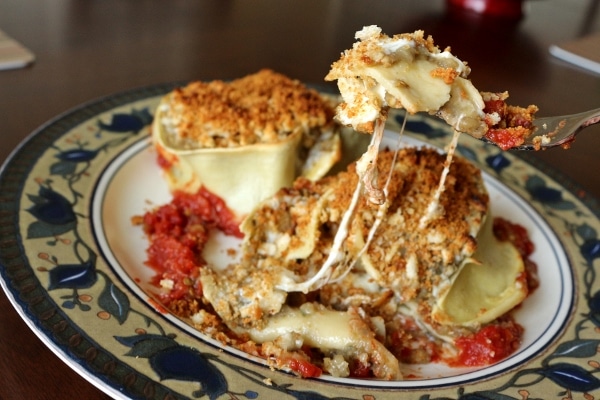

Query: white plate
left=1, top=85, right=599, bottom=399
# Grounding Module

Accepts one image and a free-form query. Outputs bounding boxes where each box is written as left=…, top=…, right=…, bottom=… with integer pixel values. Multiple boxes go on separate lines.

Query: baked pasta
left=137, top=32, right=538, bottom=380
left=152, top=69, right=342, bottom=219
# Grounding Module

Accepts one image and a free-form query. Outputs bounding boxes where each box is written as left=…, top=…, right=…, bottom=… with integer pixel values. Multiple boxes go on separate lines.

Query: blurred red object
left=447, top=0, right=524, bottom=19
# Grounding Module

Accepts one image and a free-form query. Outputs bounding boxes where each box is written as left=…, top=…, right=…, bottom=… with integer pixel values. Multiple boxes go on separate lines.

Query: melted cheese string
left=331, top=113, right=408, bottom=284
left=276, top=118, right=385, bottom=293
left=277, top=113, right=408, bottom=293
left=276, top=173, right=363, bottom=293
left=277, top=111, right=461, bottom=293
left=418, top=127, right=461, bottom=229
left=356, top=117, right=387, bottom=205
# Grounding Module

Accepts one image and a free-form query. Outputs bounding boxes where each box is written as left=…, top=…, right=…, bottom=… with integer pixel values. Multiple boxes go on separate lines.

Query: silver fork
left=485, top=107, right=600, bottom=150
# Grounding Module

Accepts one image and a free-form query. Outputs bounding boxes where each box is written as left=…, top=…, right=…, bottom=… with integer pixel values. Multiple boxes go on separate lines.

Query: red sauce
left=483, top=99, right=534, bottom=150
left=349, top=360, right=372, bottom=378
left=485, top=128, right=525, bottom=151
left=483, top=99, right=505, bottom=117
left=147, top=235, right=202, bottom=301
left=141, top=187, right=242, bottom=304
left=285, top=357, right=322, bottom=378
left=156, top=151, right=173, bottom=170
left=451, top=319, right=524, bottom=367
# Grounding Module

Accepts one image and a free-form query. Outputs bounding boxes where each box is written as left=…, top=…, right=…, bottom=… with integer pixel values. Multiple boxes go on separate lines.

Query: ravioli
left=432, top=216, right=528, bottom=327
left=152, top=69, right=342, bottom=219
left=325, top=26, right=487, bottom=138
left=244, top=304, right=401, bottom=380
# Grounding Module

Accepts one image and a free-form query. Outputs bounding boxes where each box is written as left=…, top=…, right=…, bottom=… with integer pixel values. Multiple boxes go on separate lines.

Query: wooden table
left=0, top=1, right=598, bottom=398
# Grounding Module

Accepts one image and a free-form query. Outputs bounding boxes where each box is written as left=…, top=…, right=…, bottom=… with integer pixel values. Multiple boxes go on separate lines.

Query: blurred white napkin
left=550, top=32, right=600, bottom=75
left=0, top=29, right=35, bottom=71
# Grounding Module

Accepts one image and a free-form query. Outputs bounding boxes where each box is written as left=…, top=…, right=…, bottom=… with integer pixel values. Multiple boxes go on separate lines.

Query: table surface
left=0, top=0, right=599, bottom=398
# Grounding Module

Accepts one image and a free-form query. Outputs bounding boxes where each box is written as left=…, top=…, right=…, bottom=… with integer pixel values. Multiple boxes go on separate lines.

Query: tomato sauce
left=285, top=357, right=323, bottom=378
left=485, top=128, right=526, bottom=151
left=140, top=187, right=242, bottom=304
left=349, top=360, right=372, bottom=378
left=483, top=99, right=535, bottom=150
left=451, top=318, right=524, bottom=367
left=156, top=151, right=173, bottom=170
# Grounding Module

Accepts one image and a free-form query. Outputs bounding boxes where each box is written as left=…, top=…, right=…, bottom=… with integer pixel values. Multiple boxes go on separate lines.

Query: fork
left=484, top=107, right=600, bottom=150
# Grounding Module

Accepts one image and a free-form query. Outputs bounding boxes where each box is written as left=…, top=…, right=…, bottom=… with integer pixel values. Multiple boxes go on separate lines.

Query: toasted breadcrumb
left=160, top=69, right=335, bottom=149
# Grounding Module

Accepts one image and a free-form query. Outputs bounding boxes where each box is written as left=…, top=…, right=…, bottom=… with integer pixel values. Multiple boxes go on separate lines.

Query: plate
left=1, top=84, right=599, bottom=399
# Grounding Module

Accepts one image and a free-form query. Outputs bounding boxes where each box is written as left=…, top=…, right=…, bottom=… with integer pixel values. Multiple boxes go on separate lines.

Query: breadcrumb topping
left=159, top=69, right=335, bottom=149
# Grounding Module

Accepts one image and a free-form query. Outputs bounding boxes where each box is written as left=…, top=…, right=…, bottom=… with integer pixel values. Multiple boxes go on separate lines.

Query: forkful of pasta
left=325, top=25, right=598, bottom=154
